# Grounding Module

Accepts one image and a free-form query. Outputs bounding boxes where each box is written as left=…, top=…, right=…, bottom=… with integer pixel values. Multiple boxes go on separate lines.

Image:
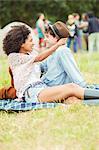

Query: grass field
left=0, top=52, right=99, bottom=150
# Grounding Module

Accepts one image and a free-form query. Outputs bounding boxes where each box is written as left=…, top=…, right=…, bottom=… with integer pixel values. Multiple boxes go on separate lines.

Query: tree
left=0, top=0, right=98, bottom=28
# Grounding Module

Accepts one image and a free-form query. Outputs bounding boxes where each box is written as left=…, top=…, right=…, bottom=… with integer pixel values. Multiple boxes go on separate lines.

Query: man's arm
left=34, top=38, right=66, bottom=62
left=78, top=22, right=88, bottom=29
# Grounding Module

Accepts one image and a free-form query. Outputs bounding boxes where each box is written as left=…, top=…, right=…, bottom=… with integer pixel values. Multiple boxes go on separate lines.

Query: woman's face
left=21, top=34, right=34, bottom=53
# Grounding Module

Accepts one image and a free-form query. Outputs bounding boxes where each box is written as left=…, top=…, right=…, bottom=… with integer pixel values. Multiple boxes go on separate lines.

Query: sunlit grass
left=0, top=105, right=99, bottom=150
left=0, top=52, right=99, bottom=150
left=74, top=52, right=99, bottom=84
left=0, top=55, right=10, bottom=87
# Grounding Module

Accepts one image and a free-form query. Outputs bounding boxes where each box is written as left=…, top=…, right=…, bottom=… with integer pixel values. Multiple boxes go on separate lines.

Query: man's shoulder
left=57, top=45, right=70, bottom=51
left=55, top=45, right=71, bottom=54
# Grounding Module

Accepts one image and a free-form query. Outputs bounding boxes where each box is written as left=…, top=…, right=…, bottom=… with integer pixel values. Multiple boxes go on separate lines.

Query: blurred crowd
left=34, top=12, right=99, bottom=53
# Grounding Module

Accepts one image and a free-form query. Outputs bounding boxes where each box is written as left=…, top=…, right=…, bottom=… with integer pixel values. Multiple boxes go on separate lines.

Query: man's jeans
left=88, top=32, right=99, bottom=52
left=67, top=37, right=78, bottom=53
left=40, top=45, right=86, bottom=87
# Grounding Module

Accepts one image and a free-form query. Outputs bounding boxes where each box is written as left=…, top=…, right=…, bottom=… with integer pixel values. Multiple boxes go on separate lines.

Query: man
left=79, top=12, right=99, bottom=52
left=40, top=21, right=86, bottom=87
left=66, top=14, right=78, bottom=53
left=0, top=21, right=86, bottom=99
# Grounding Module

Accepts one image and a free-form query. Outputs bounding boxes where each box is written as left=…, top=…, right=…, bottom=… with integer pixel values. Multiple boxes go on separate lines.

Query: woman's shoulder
left=8, top=53, right=20, bottom=62
left=8, top=53, right=29, bottom=67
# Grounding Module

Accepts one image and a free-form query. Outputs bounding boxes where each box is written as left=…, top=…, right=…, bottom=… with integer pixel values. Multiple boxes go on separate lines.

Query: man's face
left=21, top=34, right=34, bottom=53
left=45, top=32, right=58, bottom=46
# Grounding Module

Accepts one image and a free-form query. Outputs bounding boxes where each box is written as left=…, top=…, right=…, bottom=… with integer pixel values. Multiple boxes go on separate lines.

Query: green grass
left=0, top=55, right=10, bottom=87
left=0, top=52, right=99, bottom=150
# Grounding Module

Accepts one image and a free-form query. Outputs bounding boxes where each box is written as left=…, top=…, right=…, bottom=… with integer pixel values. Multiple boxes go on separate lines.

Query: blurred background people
left=44, top=19, right=51, bottom=31
left=81, top=13, right=89, bottom=51
left=36, top=13, right=46, bottom=49
left=79, top=12, right=99, bottom=52
left=66, top=14, right=78, bottom=53
left=87, top=12, right=99, bottom=52
left=73, top=13, right=82, bottom=51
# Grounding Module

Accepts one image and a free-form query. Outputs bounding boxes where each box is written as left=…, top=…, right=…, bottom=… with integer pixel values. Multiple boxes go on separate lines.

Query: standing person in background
left=81, top=13, right=89, bottom=51
left=73, top=13, right=82, bottom=51
left=66, top=14, right=78, bottom=53
left=36, top=13, right=46, bottom=49
left=44, top=19, right=51, bottom=31
left=79, top=12, right=99, bottom=52
left=87, top=12, right=99, bottom=52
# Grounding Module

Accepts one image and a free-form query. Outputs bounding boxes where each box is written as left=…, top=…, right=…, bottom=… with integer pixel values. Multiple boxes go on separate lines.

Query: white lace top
left=8, top=50, right=41, bottom=98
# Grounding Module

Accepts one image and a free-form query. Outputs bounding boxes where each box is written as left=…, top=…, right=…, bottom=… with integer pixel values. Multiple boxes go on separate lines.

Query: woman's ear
left=19, top=43, right=25, bottom=53
left=21, top=43, right=25, bottom=48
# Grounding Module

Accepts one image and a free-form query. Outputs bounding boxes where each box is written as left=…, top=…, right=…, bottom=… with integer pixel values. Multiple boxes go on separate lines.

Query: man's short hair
left=87, top=11, right=94, bottom=18
left=3, top=25, right=30, bottom=55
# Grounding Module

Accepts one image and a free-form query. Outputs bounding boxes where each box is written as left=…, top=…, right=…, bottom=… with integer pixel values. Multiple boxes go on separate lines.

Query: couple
left=2, top=21, right=99, bottom=103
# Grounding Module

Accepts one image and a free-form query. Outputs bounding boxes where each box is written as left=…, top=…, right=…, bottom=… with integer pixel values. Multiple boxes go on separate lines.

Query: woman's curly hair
left=3, top=25, right=30, bottom=55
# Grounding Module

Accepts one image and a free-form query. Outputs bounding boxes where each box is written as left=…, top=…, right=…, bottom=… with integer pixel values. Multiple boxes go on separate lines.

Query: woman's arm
left=34, top=38, right=66, bottom=62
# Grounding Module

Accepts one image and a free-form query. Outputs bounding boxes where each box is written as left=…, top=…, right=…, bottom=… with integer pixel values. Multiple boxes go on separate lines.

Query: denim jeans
left=67, top=37, right=78, bottom=53
left=40, top=45, right=86, bottom=87
left=23, top=82, right=47, bottom=102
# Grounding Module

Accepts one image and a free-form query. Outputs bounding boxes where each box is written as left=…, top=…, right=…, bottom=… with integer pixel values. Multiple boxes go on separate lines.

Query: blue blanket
left=0, top=99, right=99, bottom=111
left=0, top=100, right=61, bottom=111
left=0, top=84, right=99, bottom=111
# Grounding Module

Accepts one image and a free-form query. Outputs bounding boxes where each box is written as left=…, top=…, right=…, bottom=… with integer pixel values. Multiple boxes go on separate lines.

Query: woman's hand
left=34, top=38, right=67, bottom=62
left=57, top=38, right=67, bottom=46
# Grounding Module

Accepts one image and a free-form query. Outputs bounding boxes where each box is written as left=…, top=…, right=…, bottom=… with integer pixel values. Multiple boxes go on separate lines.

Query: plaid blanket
left=87, top=84, right=99, bottom=90
left=0, top=99, right=64, bottom=111
left=0, top=99, right=99, bottom=111
left=0, top=84, right=99, bottom=111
